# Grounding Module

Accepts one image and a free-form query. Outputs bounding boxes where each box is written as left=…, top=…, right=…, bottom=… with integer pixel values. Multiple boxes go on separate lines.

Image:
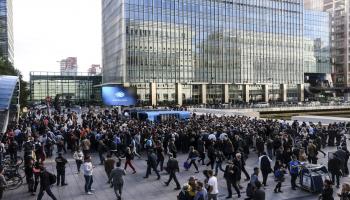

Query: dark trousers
left=166, top=171, right=180, bottom=188
left=113, top=183, right=123, bottom=200
left=188, top=159, right=199, bottom=171
left=84, top=175, right=93, bottom=193
left=56, top=170, right=65, bottom=185
left=331, top=173, right=340, bottom=187
left=156, top=159, right=164, bottom=171
left=206, top=159, right=215, bottom=169
left=215, top=162, right=224, bottom=175
left=98, top=151, right=105, bottom=164
left=76, top=160, right=82, bottom=172
left=242, top=166, right=250, bottom=180
left=0, top=188, right=3, bottom=200
left=226, top=179, right=240, bottom=197
left=124, top=159, right=136, bottom=172
left=275, top=181, right=282, bottom=191
left=261, top=171, right=269, bottom=186
left=146, top=164, right=160, bottom=178
left=34, top=174, right=40, bottom=192
left=198, top=152, right=205, bottom=164
left=26, top=175, right=34, bottom=192
left=291, top=173, right=298, bottom=189
left=37, top=186, right=57, bottom=200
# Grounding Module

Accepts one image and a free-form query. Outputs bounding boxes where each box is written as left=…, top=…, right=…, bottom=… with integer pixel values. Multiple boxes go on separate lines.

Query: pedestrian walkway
left=3, top=145, right=349, bottom=200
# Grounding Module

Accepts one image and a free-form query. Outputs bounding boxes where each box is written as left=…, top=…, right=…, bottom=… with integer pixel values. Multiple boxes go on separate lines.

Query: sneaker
left=62, top=183, right=68, bottom=186
left=90, top=188, right=95, bottom=191
left=87, top=192, right=94, bottom=195
left=174, top=187, right=181, bottom=190
left=132, top=171, right=136, bottom=174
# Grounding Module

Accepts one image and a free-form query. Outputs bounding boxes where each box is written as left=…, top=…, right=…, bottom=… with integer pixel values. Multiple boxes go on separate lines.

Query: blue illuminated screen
left=102, top=86, right=136, bottom=106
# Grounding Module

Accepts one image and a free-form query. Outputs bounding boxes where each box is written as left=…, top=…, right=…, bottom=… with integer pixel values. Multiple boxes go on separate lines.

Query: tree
left=0, top=57, right=29, bottom=107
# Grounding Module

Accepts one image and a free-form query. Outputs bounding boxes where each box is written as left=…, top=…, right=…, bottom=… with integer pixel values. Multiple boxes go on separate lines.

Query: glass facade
left=0, top=0, right=13, bottom=63
left=103, top=0, right=305, bottom=85
left=303, top=10, right=331, bottom=74
left=29, top=72, right=102, bottom=104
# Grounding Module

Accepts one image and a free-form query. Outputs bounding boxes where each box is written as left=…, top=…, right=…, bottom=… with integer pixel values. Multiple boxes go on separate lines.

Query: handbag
left=183, top=161, right=190, bottom=170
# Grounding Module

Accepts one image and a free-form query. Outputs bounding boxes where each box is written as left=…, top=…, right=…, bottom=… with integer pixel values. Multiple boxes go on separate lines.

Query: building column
left=175, top=83, right=182, bottom=106
left=243, top=84, right=250, bottom=103
left=280, top=84, right=287, bottom=102
left=222, top=84, right=229, bottom=104
left=149, top=82, right=157, bottom=106
left=200, top=84, right=207, bottom=104
left=297, top=83, right=304, bottom=102
left=262, top=85, right=269, bottom=103
left=123, top=82, right=130, bottom=87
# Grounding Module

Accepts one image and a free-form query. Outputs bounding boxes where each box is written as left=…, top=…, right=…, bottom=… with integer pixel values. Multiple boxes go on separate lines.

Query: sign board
left=102, top=86, right=136, bottom=106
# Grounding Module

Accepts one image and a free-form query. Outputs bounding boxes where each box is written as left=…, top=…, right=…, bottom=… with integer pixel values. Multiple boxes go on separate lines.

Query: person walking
left=83, top=156, right=94, bottom=195
left=259, top=152, right=272, bottom=186
left=109, top=161, right=126, bottom=200
left=328, top=155, right=342, bottom=188
left=273, top=160, right=285, bottom=193
left=73, top=148, right=84, bottom=173
left=289, top=156, right=300, bottom=190
left=186, top=146, right=200, bottom=173
left=207, top=170, right=219, bottom=200
left=155, top=140, right=165, bottom=172
left=124, top=147, right=136, bottom=174
left=143, top=150, right=160, bottom=180
left=214, top=150, right=225, bottom=176
left=104, top=153, right=116, bottom=184
left=224, top=162, right=241, bottom=199
left=164, top=155, right=181, bottom=190
left=0, top=167, right=7, bottom=200
left=36, top=167, right=57, bottom=200
left=55, top=152, right=68, bottom=186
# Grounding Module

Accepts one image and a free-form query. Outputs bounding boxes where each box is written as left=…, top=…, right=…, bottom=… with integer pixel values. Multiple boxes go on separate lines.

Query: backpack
left=48, top=172, right=57, bottom=185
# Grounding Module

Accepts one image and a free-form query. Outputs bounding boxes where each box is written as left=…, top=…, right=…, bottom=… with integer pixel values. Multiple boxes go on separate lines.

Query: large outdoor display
left=102, top=86, right=136, bottom=106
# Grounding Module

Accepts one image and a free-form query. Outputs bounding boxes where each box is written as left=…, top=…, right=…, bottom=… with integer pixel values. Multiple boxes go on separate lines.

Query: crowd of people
left=0, top=106, right=350, bottom=200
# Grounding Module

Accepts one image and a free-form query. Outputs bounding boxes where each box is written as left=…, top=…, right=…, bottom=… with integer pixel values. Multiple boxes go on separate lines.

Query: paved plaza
left=3, top=145, right=350, bottom=200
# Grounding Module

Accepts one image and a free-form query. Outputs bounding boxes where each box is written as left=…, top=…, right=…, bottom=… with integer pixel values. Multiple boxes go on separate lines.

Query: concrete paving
left=3, top=145, right=349, bottom=200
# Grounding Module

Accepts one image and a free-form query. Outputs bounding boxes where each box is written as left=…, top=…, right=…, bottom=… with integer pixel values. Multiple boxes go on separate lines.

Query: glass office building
left=0, top=0, right=13, bottom=63
left=29, top=72, right=102, bottom=104
left=102, top=0, right=305, bottom=104
left=304, top=10, right=331, bottom=74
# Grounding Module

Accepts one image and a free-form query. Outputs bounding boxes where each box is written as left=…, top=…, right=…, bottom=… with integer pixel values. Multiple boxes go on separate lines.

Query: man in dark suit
left=143, top=150, right=160, bottom=180
left=164, top=155, right=180, bottom=190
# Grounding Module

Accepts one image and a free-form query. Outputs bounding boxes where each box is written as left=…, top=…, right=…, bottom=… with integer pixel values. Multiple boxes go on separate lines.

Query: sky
left=13, top=0, right=102, bottom=80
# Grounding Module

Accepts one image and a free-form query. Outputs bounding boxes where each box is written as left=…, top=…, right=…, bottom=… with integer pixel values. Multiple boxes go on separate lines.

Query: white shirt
left=208, top=176, right=219, bottom=194
left=83, top=162, right=93, bottom=176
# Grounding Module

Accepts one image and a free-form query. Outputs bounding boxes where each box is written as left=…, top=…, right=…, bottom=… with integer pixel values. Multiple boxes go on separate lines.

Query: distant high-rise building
left=60, top=57, right=78, bottom=76
left=0, top=0, right=14, bottom=63
left=323, top=0, right=350, bottom=88
left=304, top=0, right=324, bottom=11
left=88, top=64, right=101, bottom=75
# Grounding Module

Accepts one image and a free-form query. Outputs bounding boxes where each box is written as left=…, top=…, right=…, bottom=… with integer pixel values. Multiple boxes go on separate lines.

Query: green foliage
left=0, top=57, right=29, bottom=107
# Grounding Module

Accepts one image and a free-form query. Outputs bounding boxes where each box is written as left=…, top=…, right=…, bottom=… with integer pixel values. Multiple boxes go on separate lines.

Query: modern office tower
left=304, top=10, right=331, bottom=74
left=102, top=0, right=305, bottom=105
left=323, top=0, right=350, bottom=88
left=0, top=0, right=14, bottom=63
left=60, top=57, right=78, bottom=76
left=304, top=0, right=324, bottom=11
